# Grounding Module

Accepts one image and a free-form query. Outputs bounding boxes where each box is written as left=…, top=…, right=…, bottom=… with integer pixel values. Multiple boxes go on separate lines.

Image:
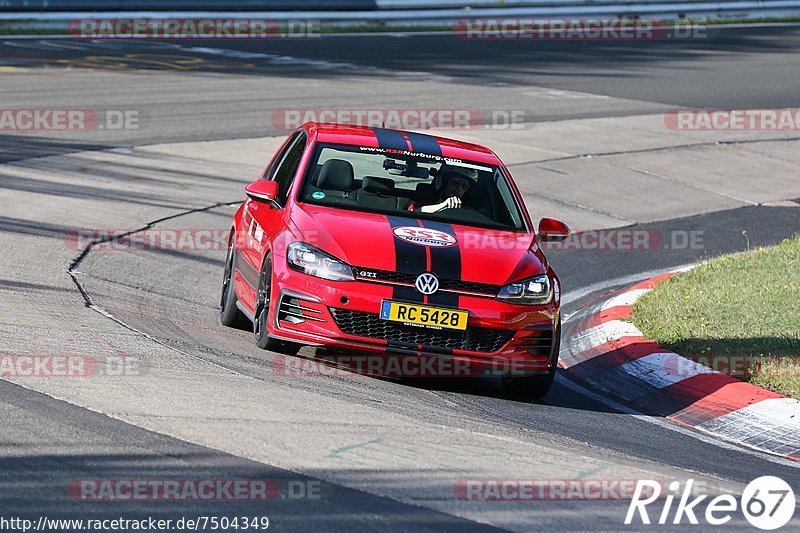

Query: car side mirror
left=245, top=180, right=279, bottom=205
left=538, top=217, right=570, bottom=242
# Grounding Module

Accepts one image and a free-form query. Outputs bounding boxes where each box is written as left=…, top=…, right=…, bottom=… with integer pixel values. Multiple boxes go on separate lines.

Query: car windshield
left=298, top=143, right=527, bottom=231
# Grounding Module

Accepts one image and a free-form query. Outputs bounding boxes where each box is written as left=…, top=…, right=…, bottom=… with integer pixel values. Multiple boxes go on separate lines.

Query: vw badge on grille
left=415, top=272, right=439, bottom=295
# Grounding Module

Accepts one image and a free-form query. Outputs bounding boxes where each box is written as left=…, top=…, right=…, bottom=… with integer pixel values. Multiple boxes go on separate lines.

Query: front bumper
left=268, top=257, right=559, bottom=377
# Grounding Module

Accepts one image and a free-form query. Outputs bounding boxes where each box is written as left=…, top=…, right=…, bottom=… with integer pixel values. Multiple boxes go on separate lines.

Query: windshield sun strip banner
left=357, top=144, right=493, bottom=172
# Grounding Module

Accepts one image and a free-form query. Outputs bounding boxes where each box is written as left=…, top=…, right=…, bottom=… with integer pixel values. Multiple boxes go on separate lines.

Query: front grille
left=330, top=308, right=514, bottom=353
left=440, top=278, right=500, bottom=295
left=353, top=267, right=500, bottom=296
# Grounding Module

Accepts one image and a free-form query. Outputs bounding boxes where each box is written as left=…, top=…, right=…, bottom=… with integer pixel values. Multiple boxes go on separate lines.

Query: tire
left=220, top=232, right=249, bottom=329
left=254, top=254, right=301, bottom=355
left=502, top=319, right=561, bottom=401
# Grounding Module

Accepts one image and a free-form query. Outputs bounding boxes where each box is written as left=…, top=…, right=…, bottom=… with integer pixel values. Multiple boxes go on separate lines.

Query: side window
left=263, top=133, right=297, bottom=181
left=271, top=133, right=306, bottom=206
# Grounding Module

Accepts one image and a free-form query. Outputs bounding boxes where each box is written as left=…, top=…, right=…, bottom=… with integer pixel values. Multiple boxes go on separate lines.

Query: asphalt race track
left=1, top=26, right=800, bottom=531
left=3, top=25, right=800, bottom=161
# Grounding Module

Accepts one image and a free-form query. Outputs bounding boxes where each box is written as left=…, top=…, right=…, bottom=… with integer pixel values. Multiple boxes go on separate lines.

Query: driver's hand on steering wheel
left=435, top=196, right=461, bottom=212
left=418, top=195, right=462, bottom=214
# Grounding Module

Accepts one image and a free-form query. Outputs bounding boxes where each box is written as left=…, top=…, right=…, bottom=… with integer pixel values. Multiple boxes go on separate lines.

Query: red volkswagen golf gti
left=220, top=123, right=569, bottom=399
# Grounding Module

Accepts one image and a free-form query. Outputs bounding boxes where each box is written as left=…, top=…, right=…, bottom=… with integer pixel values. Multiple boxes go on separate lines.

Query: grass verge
left=631, top=234, right=800, bottom=399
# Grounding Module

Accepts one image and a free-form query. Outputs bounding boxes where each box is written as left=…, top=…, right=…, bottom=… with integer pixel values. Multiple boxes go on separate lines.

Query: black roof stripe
left=372, top=127, right=409, bottom=151
left=404, top=131, right=442, bottom=156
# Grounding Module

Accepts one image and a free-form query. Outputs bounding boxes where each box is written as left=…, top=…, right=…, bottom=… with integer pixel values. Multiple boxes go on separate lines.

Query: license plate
left=380, top=300, right=468, bottom=331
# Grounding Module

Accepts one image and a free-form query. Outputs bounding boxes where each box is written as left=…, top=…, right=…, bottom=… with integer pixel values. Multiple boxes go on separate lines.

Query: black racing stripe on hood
left=420, top=220, right=460, bottom=307
left=387, top=216, right=426, bottom=302
left=372, top=128, right=409, bottom=151
left=404, top=131, right=442, bottom=156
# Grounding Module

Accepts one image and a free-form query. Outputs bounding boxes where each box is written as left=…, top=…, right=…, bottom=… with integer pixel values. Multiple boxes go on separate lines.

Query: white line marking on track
left=180, top=44, right=442, bottom=79
left=599, top=288, right=651, bottom=311
left=561, top=262, right=699, bottom=308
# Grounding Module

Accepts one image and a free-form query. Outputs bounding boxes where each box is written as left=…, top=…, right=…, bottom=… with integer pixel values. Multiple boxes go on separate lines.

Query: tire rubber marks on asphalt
left=564, top=319, right=642, bottom=361
left=618, top=352, right=717, bottom=390
left=2, top=40, right=249, bottom=71
left=697, top=398, right=800, bottom=456
left=3, top=39, right=438, bottom=80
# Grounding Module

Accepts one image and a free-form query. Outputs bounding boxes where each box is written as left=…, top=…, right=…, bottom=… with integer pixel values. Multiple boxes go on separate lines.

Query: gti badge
left=415, top=272, right=439, bottom=295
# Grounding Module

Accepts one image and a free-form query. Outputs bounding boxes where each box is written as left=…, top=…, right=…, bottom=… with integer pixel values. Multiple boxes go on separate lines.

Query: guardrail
left=370, top=1, right=800, bottom=20
left=1, top=1, right=799, bottom=24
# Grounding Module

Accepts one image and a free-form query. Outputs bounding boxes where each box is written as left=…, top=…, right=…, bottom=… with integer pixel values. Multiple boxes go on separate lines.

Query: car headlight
left=287, top=242, right=354, bottom=281
left=497, top=274, right=552, bottom=305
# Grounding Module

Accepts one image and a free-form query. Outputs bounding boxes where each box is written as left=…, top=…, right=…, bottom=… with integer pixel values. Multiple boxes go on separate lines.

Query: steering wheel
left=436, top=206, right=496, bottom=225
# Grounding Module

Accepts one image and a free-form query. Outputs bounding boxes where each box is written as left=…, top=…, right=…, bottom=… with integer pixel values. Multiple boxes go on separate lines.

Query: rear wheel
left=254, top=254, right=301, bottom=355
left=502, top=319, right=561, bottom=401
left=220, top=233, right=248, bottom=329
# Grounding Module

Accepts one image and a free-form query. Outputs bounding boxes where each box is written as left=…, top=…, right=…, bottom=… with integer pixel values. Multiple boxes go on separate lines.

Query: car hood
left=289, top=203, right=546, bottom=286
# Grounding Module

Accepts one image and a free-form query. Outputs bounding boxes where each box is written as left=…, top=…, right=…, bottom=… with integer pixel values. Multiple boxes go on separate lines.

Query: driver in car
left=406, top=167, right=477, bottom=213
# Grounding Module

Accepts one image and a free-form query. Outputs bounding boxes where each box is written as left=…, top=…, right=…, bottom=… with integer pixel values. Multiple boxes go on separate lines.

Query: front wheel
left=220, top=232, right=248, bottom=329
left=502, top=319, right=561, bottom=401
left=254, top=254, right=301, bottom=355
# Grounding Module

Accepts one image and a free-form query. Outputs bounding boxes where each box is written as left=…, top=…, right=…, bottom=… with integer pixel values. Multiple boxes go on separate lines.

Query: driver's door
left=239, top=131, right=307, bottom=307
